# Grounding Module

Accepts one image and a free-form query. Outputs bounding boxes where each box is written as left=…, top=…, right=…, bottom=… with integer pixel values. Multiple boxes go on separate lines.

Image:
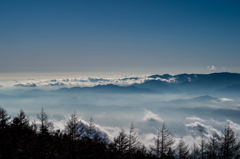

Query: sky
left=1, top=0, right=240, bottom=76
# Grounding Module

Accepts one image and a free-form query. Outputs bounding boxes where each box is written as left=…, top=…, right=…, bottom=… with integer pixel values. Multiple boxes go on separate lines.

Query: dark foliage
left=0, top=107, right=240, bottom=159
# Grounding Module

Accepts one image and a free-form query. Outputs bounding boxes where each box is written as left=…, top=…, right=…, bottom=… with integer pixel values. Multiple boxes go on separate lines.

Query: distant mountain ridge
left=149, top=72, right=240, bottom=84
left=132, top=80, right=182, bottom=94
left=55, top=84, right=157, bottom=94
left=2, top=72, right=240, bottom=97
left=148, top=72, right=240, bottom=94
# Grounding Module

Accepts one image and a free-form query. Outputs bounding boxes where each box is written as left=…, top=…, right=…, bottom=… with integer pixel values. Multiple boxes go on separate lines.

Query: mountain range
left=1, top=72, right=240, bottom=97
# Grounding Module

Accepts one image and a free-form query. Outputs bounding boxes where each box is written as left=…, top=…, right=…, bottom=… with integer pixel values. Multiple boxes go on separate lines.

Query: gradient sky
left=1, top=0, right=240, bottom=75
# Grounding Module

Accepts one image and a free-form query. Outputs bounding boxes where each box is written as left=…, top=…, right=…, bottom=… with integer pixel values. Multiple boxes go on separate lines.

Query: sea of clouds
left=0, top=74, right=176, bottom=89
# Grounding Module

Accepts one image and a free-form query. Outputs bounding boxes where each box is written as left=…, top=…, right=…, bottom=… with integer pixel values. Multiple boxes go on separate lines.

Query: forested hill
left=0, top=107, right=240, bottom=159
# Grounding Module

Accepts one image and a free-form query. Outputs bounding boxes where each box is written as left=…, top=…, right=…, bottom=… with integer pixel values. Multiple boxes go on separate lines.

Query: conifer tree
left=151, top=123, right=175, bottom=158
left=86, top=117, right=103, bottom=159
left=151, top=128, right=161, bottom=158
left=199, top=135, right=207, bottom=159
left=65, top=111, right=83, bottom=159
left=37, top=108, right=53, bottom=159
left=0, top=107, right=11, bottom=159
left=113, top=129, right=129, bottom=159
left=206, top=134, right=219, bottom=159
left=128, top=122, right=141, bottom=159
left=190, top=143, right=200, bottom=159
left=176, top=138, right=189, bottom=159
left=167, top=147, right=175, bottom=159
left=11, top=110, right=32, bottom=159
left=87, top=117, right=97, bottom=139
left=219, top=125, right=240, bottom=159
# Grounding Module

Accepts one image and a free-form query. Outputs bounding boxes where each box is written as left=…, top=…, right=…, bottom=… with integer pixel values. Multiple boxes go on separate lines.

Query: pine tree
left=11, top=109, right=32, bottom=159
left=176, top=138, right=189, bottom=159
left=65, top=111, right=83, bottom=159
left=219, top=125, right=240, bottom=159
left=190, top=143, right=200, bottom=159
left=206, top=134, right=219, bottom=159
left=87, top=117, right=97, bottom=139
left=151, top=128, right=161, bottom=158
left=37, top=108, right=53, bottom=159
left=151, top=123, right=175, bottom=158
left=0, top=107, right=11, bottom=159
left=113, top=129, right=129, bottom=159
left=86, top=117, right=104, bottom=159
left=167, top=147, right=175, bottom=159
left=128, top=122, right=141, bottom=159
left=199, top=135, right=207, bottom=159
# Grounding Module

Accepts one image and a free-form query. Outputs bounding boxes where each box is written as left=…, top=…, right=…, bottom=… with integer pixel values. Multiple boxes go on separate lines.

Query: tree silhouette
left=113, top=129, right=129, bottom=159
left=0, top=107, right=11, bottom=159
left=128, top=122, right=141, bottom=159
left=176, top=138, right=189, bottom=159
left=65, top=111, right=83, bottom=159
left=151, top=123, right=175, bottom=158
left=190, top=143, right=200, bottom=159
left=11, top=110, right=33, bottom=159
left=37, top=108, right=53, bottom=159
left=206, top=134, right=219, bottom=159
left=219, top=125, right=240, bottom=159
left=199, top=135, right=207, bottom=159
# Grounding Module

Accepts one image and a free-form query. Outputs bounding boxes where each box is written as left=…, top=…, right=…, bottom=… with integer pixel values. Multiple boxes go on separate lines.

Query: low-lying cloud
left=14, top=83, right=37, bottom=87
left=4, top=75, right=166, bottom=88
left=143, top=110, right=164, bottom=122
left=220, top=98, right=234, bottom=102
left=186, top=116, right=205, bottom=122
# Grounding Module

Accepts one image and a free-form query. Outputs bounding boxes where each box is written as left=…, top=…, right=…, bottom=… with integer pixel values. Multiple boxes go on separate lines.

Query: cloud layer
left=143, top=110, right=164, bottom=122
left=1, top=74, right=175, bottom=88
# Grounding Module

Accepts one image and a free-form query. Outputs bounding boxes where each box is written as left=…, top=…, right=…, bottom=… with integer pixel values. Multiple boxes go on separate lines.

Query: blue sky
left=1, top=0, right=240, bottom=75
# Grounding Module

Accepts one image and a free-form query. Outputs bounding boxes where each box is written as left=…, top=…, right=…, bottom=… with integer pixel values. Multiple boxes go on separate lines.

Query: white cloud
left=143, top=110, right=164, bottom=122
left=186, top=116, right=205, bottom=122
left=207, top=65, right=216, bottom=71
left=185, top=122, right=222, bottom=139
left=226, top=120, right=240, bottom=138
left=1, top=74, right=179, bottom=88
left=220, top=98, right=234, bottom=102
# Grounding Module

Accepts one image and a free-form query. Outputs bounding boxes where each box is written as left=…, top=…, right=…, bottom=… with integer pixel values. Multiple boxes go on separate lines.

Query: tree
left=85, top=117, right=105, bottom=159
left=11, top=110, right=32, bottom=159
left=167, top=147, right=175, bottom=159
left=65, top=111, right=83, bottom=159
left=176, top=138, right=189, bottom=159
left=190, top=143, right=200, bottom=159
left=0, top=107, right=11, bottom=159
left=37, top=108, right=53, bottom=159
left=128, top=122, right=141, bottom=158
left=219, top=125, right=240, bottom=159
left=113, top=129, right=129, bottom=159
left=151, top=123, right=175, bottom=158
left=199, top=135, right=207, bottom=159
left=206, top=134, right=219, bottom=159
left=87, top=117, right=97, bottom=139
